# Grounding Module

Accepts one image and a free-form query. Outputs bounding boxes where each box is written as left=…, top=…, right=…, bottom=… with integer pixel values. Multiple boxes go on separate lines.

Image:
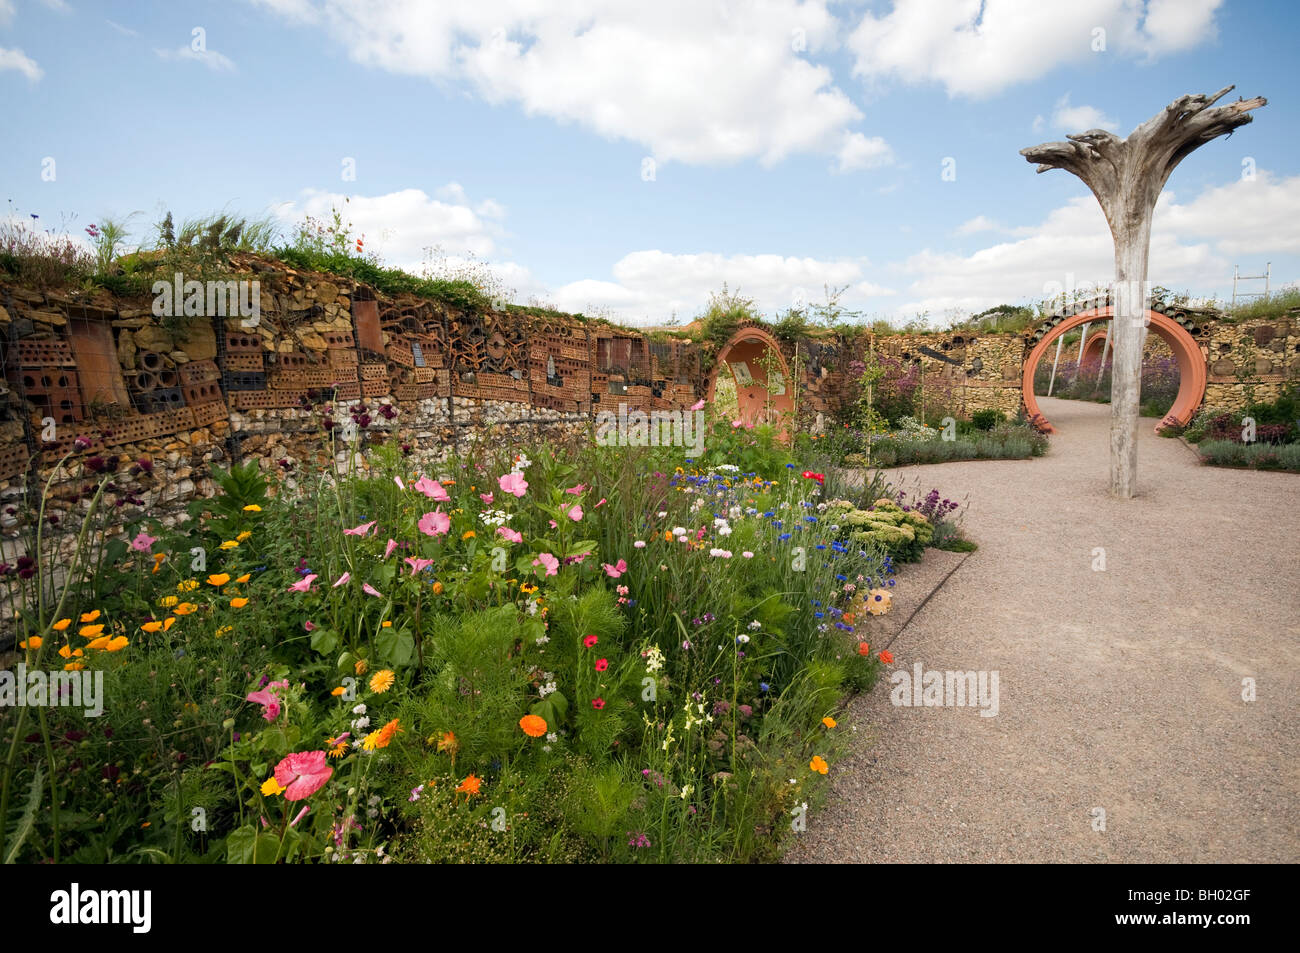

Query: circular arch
left=705, top=325, right=793, bottom=431
left=1023, top=307, right=1205, bottom=433
left=1080, top=331, right=1108, bottom=366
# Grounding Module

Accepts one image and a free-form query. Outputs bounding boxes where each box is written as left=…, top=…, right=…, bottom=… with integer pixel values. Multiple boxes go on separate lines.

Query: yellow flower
left=822, top=716, right=837, bottom=729
left=51, top=618, right=71, bottom=632
left=141, top=621, right=163, bottom=633
left=64, top=662, right=86, bottom=671
left=369, top=669, right=395, bottom=694
left=158, top=595, right=179, bottom=608
left=215, top=625, right=233, bottom=638
left=177, top=579, right=199, bottom=592
left=242, top=504, right=262, bottom=512
left=462, top=530, right=476, bottom=540
left=80, top=609, right=101, bottom=623
left=236, top=531, right=252, bottom=542
left=235, top=573, right=251, bottom=584
left=172, top=602, right=198, bottom=616
left=105, top=636, right=129, bottom=652
left=19, top=636, right=42, bottom=650
left=86, top=635, right=112, bottom=650
left=261, top=776, right=284, bottom=796
left=810, top=755, right=829, bottom=775
left=381, top=620, right=392, bottom=628
left=362, top=719, right=403, bottom=751
left=219, top=540, right=240, bottom=551
left=230, top=597, right=250, bottom=609
left=207, top=573, right=231, bottom=587
left=79, top=624, right=105, bottom=638
left=326, top=735, right=349, bottom=758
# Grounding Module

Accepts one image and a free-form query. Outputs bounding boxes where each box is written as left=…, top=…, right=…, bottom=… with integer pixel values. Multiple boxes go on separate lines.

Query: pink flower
left=602, top=559, right=628, bottom=578
left=689, top=398, right=705, bottom=411
left=129, top=530, right=158, bottom=552
left=404, top=556, right=434, bottom=575
left=304, top=620, right=316, bottom=631
left=343, top=520, right=377, bottom=536
left=332, top=572, right=350, bottom=588
left=273, top=750, right=334, bottom=801
left=564, top=484, right=586, bottom=495
left=533, top=552, right=559, bottom=577
left=413, top=476, right=450, bottom=501
left=567, top=504, right=583, bottom=522
left=548, top=520, right=557, bottom=529
left=384, top=538, right=398, bottom=559
left=418, top=510, right=450, bottom=537
left=245, top=689, right=281, bottom=722
left=595, top=498, right=606, bottom=508
left=742, top=551, right=754, bottom=559
left=479, top=492, right=494, bottom=505
left=498, top=472, right=528, bottom=497
left=583, top=634, right=598, bottom=648
left=288, top=574, right=318, bottom=593
left=595, top=658, right=608, bottom=672
left=497, top=526, right=522, bottom=544
left=290, top=805, right=311, bottom=828
left=731, top=419, right=744, bottom=429
left=394, top=476, right=406, bottom=491
left=362, top=583, right=382, bottom=598
left=633, top=540, right=646, bottom=548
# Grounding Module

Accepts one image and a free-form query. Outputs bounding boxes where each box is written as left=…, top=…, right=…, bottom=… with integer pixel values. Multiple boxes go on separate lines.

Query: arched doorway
left=1022, top=307, right=1206, bottom=433
left=705, top=326, right=793, bottom=429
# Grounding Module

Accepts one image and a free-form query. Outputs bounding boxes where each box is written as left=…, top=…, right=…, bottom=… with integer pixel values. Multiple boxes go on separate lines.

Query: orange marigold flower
left=519, top=714, right=547, bottom=738
left=431, top=581, right=444, bottom=595
left=230, top=597, right=250, bottom=609
left=381, top=620, right=392, bottom=628
left=354, top=658, right=368, bottom=676
left=369, top=669, right=395, bottom=694
left=809, top=755, right=829, bottom=775
left=462, top=530, right=476, bottom=540
left=455, top=773, right=482, bottom=796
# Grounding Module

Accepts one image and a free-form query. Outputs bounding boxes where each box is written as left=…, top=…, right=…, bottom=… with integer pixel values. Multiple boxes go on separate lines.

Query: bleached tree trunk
left=1022, top=86, right=1265, bottom=498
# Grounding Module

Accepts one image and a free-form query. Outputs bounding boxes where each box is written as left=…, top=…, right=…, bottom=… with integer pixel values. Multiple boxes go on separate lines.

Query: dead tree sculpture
left=1021, top=86, right=1265, bottom=498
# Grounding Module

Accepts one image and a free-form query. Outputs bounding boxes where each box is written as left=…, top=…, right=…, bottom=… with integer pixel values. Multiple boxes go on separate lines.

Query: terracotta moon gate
left=1022, top=306, right=1206, bottom=433
left=706, top=326, right=793, bottom=428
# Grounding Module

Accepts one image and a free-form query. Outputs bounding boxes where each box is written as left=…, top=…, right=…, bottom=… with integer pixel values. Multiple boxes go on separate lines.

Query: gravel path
left=787, top=397, right=1300, bottom=863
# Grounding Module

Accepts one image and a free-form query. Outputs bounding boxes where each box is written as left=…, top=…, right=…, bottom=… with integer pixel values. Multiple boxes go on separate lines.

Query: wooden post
left=1096, top=326, right=1112, bottom=385
left=1047, top=333, right=1065, bottom=396
left=1077, top=321, right=1091, bottom=366
left=1022, top=86, right=1265, bottom=498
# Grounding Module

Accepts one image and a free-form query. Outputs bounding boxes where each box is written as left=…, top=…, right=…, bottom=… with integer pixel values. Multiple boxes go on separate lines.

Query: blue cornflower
left=779, top=533, right=791, bottom=540
left=760, top=682, right=770, bottom=692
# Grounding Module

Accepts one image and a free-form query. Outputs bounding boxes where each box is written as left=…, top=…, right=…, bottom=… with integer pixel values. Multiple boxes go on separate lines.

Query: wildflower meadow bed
left=0, top=415, right=960, bottom=864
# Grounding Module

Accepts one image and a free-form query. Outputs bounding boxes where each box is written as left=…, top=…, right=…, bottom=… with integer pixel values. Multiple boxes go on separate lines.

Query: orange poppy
left=455, top=774, right=482, bottom=796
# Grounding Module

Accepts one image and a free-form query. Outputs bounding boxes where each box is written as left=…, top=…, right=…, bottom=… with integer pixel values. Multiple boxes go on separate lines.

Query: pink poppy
left=498, top=472, right=528, bottom=497
left=332, top=572, right=350, bottom=588
left=602, top=559, right=628, bottom=578
left=566, top=504, right=583, bottom=522
left=290, top=805, right=311, bottom=828
left=595, top=498, right=606, bottom=508
left=412, top=476, right=450, bottom=501
left=479, top=492, right=494, bottom=505
left=689, top=398, right=705, bottom=411
left=245, top=689, right=281, bottom=722
left=288, top=574, right=318, bottom=593
left=130, top=530, right=158, bottom=552
left=394, top=476, right=406, bottom=491
left=564, top=484, right=586, bottom=495
left=304, top=620, right=316, bottom=631
left=533, top=552, right=559, bottom=577
left=362, top=583, right=383, bottom=598
left=343, top=520, right=377, bottom=536
left=595, top=658, right=609, bottom=672
left=384, top=538, right=398, bottom=559
left=548, top=520, right=557, bottom=529
left=496, top=526, right=523, bottom=544
left=418, top=510, right=450, bottom=537
left=404, top=556, right=434, bottom=574
left=273, top=750, right=334, bottom=801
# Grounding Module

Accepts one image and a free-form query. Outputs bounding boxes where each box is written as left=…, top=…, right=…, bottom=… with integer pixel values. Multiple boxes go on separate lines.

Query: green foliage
left=970, top=409, right=1004, bottom=431
left=1197, top=440, right=1300, bottom=472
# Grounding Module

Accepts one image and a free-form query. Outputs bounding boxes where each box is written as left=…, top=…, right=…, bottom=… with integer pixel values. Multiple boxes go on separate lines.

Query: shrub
left=970, top=409, right=1004, bottom=431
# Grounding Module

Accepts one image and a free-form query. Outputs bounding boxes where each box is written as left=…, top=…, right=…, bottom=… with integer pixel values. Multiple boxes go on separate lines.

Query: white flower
left=350, top=716, right=370, bottom=732
left=546, top=732, right=557, bottom=743
left=742, top=551, right=753, bottom=558
left=634, top=540, right=646, bottom=548
left=657, top=511, right=668, bottom=518
left=351, top=703, right=367, bottom=715
left=671, top=526, right=686, bottom=537
left=747, top=620, right=761, bottom=630
left=737, top=634, right=750, bottom=644
left=535, top=634, right=550, bottom=645
left=708, top=548, right=732, bottom=559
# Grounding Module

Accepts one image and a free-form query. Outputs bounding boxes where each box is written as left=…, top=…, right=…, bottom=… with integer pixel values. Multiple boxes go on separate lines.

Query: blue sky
left=2, top=0, right=1297, bottom=326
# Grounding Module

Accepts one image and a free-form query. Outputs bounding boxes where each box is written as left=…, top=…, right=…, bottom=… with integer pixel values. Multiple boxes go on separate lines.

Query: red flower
left=591, top=697, right=605, bottom=710
left=879, top=650, right=894, bottom=665
left=582, top=634, right=598, bottom=648
left=595, top=658, right=608, bottom=672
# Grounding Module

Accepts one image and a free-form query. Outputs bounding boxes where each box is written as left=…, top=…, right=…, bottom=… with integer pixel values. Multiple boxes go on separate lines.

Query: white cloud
left=848, top=0, right=1224, bottom=98
left=0, top=1, right=15, bottom=25
left=891, top=171, right=1300, bottom=317
left=251, top=0, right=891, bottom=169
left=154, top=46, right=237, bottom=72
left=106, top=19, right=139, bottom=37
left=271, top=186, right=507, bottom=271
left=1051, top=93, right=1118, bottom=132
left=551, top=250, right=894, bottom=325
left=0, top=46, right=42, bottom=81
left=955, top=215, right=1002, bottom=235
left=835, top=132, right=894, bottom=172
